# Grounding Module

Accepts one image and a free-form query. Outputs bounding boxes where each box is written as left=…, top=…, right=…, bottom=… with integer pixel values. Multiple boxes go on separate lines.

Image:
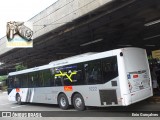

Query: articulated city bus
left=7, top=47, right=153, bottom=111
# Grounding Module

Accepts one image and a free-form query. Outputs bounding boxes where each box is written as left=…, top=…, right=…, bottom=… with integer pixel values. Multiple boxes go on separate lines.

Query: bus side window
left=102, top=56, right=118, bottom=83
left=28, top=72, right=37, bottom=87
left=34, top=73, right=39, bottom=87
left=75, top=67, right=84, bottom=85
left=39, top=71, right=44, bottom=87
left=8, top=76, right=14, bottom=88
left=14, top=77, right=20, bottom=88
left=63, top=64, right=84, bottom=86
left=84, top=60, right=102, bottom=85
left=50, top=69, right=55, bottom=86
left=54, top=68, right=63, bottom=86
left=20, top=74, right=28, bottom=88
left=43, top=70, right=52, bottom=87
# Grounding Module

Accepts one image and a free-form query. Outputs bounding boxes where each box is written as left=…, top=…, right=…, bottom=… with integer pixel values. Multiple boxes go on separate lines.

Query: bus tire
left=16, top=94, right=22, bottom=105
left=73, top=93, right=85, bottom=111
left=58, top=94, right=69, bottom=110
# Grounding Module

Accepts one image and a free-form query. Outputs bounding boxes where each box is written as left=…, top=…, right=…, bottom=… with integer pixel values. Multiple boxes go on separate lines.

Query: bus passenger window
left=8, top=76, right=14, bottom=88
left=28, top=72, right=39, bottom=87
left=14, top=77, right=20, bottom=88
left=102, top=56, right=118, bottom=83
left=84, top=60, right=102, bottom=85
left=43, top=70, right=52, bottom=87
left=63, top=64, right=84, bottom=86
left=54, top=68, right=63, bottom=86
left=19, top=74, right=28, bottom=88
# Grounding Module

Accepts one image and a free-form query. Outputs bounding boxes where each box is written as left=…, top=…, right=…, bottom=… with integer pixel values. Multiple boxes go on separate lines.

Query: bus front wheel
left=58, top=94, right=69, bottom=110
left=16, top=94, right=22, bottom=105
left=73, top=94, right=85, bottom=111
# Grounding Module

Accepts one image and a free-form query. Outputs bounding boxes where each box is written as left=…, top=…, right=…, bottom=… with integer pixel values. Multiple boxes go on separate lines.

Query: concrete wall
left=0, top=37, right=12, bottom=56
left=0, top=0, right=112, bottom=56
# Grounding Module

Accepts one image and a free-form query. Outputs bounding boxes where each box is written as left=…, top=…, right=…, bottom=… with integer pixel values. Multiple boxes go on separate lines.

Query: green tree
left=15, top=64, right=27, bottom=71
left=0, top=75, right=7, bottom=82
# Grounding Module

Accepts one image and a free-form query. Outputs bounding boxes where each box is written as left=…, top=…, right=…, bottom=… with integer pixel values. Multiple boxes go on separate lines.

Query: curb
left=0, top=90, right=7, bottom=94
left=147, top=96, right=160, bottom=103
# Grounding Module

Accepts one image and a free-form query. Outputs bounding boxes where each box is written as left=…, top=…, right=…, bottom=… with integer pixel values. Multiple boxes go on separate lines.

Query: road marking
left=0, top=103, right=11, bottom=106
left=11, top=105, right=26, bottom=109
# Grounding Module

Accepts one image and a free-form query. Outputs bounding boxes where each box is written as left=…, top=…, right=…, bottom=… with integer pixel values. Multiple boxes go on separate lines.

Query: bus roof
left=8, top=64, right=51, bottom=76
left=8, top=52, right=96, bottom=76
left=8, top=47, right=143, bottom=76
left=49, top=52, right=96, bottom=65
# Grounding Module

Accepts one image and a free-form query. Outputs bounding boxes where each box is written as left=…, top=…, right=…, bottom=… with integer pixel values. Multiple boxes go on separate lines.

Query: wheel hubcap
left=60, top=97, right=66, bottom=107
left=17, top=96, right=21, bottom=103
left=75, top=98, right=82, bottom=108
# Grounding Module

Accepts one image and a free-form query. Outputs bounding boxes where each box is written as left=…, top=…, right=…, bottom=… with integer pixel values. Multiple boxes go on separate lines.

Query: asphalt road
left=0, top=91, right=160, bottom=120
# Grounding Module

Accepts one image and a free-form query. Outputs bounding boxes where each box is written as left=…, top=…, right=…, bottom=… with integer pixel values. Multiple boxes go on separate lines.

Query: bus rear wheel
left=58, top=94, right=69, bottom=110
left=73, top=94, right=85, bottom=111
left=16, top=94, right=22, bottom=105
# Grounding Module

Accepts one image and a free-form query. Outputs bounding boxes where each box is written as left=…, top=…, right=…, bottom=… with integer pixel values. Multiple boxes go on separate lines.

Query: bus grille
left=99, top=90, right=118, bottom=105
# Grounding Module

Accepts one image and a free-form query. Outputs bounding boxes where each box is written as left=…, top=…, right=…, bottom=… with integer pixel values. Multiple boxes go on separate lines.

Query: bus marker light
left=64, top=86, right=73, bottom=91
left=16, top=88, right=20, bottom=92
left=133, top=74, right=138, bottom=78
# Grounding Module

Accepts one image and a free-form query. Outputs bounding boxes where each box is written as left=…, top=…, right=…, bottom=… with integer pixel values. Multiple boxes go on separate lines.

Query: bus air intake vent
left=111, top=81, right=117, bottom=86
left=99, top=90, right=118, bottom=105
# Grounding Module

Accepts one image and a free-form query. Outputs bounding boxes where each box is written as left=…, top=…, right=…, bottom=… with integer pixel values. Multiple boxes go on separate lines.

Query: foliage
left=15, top=64, right=27, bottom=71
left=0, top=75, right=7, bottom=82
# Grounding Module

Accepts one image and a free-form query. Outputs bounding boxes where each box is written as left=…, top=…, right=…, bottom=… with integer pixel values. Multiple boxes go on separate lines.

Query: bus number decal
left=89, top=87, right=97, bottom=91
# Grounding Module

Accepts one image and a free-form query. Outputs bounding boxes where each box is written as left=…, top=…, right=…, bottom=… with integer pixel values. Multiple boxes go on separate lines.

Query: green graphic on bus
left=55, top=70, right=77, bottom=82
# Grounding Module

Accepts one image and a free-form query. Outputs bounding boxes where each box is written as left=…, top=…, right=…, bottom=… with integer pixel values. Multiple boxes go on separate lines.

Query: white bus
left=7, top=47, right=153, bottom=111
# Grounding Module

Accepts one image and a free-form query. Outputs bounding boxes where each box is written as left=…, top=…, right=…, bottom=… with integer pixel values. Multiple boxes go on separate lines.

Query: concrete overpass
left=0, top=0, right=160, bottom=74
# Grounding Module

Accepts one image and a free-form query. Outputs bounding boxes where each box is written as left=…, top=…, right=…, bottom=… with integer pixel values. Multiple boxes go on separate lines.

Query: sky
left=0, top=0, right=58, bottom=38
